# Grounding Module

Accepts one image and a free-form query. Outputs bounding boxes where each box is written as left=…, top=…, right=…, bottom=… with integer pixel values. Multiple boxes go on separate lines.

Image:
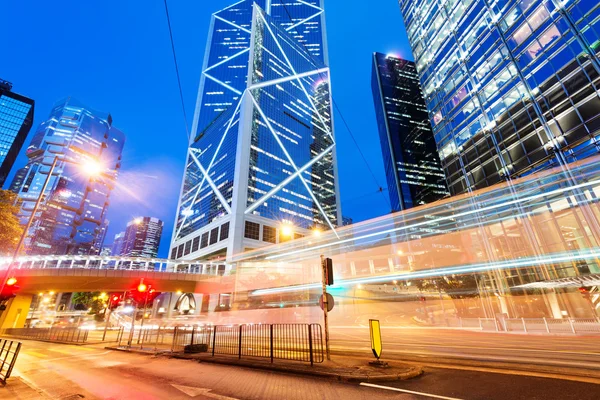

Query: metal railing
left=445, top=317, right=600, bottom=334
left=119, top=323, right=324, bottom=365
left=2, top=327, right=89, bottom=343
left=0, top=339, right=21, bottom=384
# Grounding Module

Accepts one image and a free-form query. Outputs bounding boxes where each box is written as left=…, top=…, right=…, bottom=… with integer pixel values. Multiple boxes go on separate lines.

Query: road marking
left=172, top=384, right=239, bottom=399
left=360, top=382, right=464, bottom=400
left=25, top=351, right=48, bottom=358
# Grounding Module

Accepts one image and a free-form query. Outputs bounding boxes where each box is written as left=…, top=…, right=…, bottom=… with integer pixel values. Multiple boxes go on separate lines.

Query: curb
left=104, top=347, right=423, bottom=382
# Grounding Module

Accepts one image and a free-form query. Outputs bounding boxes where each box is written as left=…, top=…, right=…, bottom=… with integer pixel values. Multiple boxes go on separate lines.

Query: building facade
left=117, top=217, right=164, bottom=258
left=171, top=0, right=341, bottom=261
left=399, top=0, right=600, bottom=194
left=372, top=53, right=449, bottom=211
left=0, top=79, right=34, bottom=187
left=10, top=98, right=125, bottom=255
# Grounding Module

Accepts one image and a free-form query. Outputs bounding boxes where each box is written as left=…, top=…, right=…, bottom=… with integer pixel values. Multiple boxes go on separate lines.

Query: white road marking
left=360, top=382, right=465, bottom=400
left=171, top=384, right=239, bottom=399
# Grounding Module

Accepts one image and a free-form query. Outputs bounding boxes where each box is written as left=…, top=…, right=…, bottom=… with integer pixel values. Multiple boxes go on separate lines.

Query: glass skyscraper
left=171, top=0, right=341, bottom=261
left=117, top=217, right=164, bottom=259
left=0, top=79, right=34, bottom=187
left=10, top=98, right=125, bottom=255
left=399, top=0, right=600, bottom=195
left=372, top=53, right=449, bottom=211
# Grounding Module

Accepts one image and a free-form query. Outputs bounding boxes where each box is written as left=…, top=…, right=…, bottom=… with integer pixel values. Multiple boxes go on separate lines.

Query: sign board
left=369, top=319, right=382, bottom=359
left=318, top=293, right=334, bottom=312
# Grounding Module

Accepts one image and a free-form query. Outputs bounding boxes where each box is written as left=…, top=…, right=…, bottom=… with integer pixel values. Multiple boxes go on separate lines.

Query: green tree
left=0, top=189, right=23, bottom=257
left=71, top=292, right=106, bottom=317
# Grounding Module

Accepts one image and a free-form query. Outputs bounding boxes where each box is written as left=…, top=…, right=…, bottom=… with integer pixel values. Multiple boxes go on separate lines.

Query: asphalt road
left=4, top=340, right=600, bottom=400
left=330, top=325, right=600, bottom=374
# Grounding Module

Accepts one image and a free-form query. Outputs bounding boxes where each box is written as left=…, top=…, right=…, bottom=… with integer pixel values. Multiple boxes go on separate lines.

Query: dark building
left=119, top=217, right=163, bottom=259
left=372, top=53, right=449, bottom=211
left=0, top=79, right=34, bottom=187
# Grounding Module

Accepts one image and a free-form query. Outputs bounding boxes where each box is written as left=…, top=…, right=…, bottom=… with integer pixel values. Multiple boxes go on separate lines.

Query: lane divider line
left=360, top=382, right=465, bottom=400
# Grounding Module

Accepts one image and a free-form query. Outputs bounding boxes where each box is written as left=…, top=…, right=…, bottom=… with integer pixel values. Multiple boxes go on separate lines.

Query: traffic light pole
left=103, top=308, right=112, bottom=341
left=320, top=255, right=331, bottom=361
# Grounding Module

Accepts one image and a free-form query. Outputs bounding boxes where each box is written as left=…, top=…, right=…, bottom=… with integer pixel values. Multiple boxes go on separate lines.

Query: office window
left=184, top=240, right=192, bottom=255
left=220, top=222, right=230, bottom=241
left=192, top=236, right=200, bottom=252
left=245, top=221, right=260, bottom=240
left=263, top=225, right=276, bottom=243
left=210, top=228, right=219, bottom=245
left=170, top=247, right=177, bottom=259
left=177, top=244, right=184, bottom=258
left=201, top=232, right=209, bottom=248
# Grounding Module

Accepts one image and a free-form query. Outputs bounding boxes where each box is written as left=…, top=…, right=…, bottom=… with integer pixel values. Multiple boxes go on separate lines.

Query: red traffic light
left=1, top=278, right=20, bottom=302
left=579, top=287, right=589, bottom=294
left=112, top=295, right=120, bottom=302
left=137, top=281, right=148, bottom=293
left=6, top=277, right=17, bottom=286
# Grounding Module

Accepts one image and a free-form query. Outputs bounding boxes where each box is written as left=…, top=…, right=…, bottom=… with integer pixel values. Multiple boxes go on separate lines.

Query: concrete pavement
left=1, top=340, right=599, bottom=399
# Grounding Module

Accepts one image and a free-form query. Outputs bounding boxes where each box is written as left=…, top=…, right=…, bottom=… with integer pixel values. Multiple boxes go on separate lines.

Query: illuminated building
left=118, top=216, right=164, bottom=258
left=372, top=53, right=449, bottom=211
left=10, top=98, right=125, bottom=255
left=0, top=79, right=34, bottom=187
left=399, top=0, right=600, bottom=194
left=171, top=0, right=341, bottom=261
left=111, top=231, right=125, bottom=256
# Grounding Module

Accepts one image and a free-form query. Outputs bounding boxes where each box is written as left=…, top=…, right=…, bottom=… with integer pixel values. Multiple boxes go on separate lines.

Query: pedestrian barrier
left=452, top=317, right=600, bottom=334
left=2, top=327, right=89, bottom=343
left=119, top=323, right=324, bottom=365
left=0, top=339, right=21, bottom=384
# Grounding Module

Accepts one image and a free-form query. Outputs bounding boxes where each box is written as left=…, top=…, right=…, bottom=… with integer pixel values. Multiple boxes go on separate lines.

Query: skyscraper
left=398, top=0, right=600, bottom=195
left=11, top=98, right=125, bottom=255
left=0, top=79, right=34, bottom=187
left=372, top=53, right=449, bottom=211
left=171, top=0, right=341, bottom=261
left=111, top=231, right=125, bottom=257
left=117, top=217, right=164, bottom=258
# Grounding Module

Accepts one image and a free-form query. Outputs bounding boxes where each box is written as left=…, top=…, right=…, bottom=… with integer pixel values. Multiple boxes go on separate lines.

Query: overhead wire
left=163, top=0, right=191, bottom=140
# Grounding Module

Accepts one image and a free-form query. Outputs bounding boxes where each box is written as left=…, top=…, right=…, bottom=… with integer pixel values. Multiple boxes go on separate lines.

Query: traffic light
left=324, top=257, right=334, bottom=286
left=0, top=277, right=20, bottom=302
left=108, top=294, right=122, bottom=310
left=130, top=280, right=160, bottom=305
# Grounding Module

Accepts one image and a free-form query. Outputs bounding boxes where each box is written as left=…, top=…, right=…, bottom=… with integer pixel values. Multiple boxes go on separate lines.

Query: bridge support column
left=0, top=294, right=33, bottom=329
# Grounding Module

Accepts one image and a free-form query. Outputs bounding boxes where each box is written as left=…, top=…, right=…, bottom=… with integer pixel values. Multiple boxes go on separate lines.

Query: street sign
left=369, top=319, right=382, bottom=359
left=318, top=293, right=334, bottom=312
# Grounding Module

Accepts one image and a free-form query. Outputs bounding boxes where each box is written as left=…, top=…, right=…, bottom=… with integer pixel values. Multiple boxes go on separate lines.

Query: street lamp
left=1, top=154, right=107, bottom=296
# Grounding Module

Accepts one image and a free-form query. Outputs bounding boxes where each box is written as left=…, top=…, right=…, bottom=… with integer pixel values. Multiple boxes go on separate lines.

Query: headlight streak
left=251, top=248, right=600, bottom=295
left=262, top=178, right=600, bottom=261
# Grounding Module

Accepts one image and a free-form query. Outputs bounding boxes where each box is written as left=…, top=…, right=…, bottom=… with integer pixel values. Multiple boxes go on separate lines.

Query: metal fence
left=2, top=327, right=90, bottom=343
left=0, top=339, right=21, bottom=384
left=119, top=323, right=324, bottom=365
left=445, top=317, right=600, bottom=334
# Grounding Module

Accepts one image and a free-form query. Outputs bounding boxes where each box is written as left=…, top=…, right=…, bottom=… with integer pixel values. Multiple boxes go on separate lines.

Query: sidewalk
left=107, top=346, right=423, bottom=382
left=0, top=377, right=51, bottom=400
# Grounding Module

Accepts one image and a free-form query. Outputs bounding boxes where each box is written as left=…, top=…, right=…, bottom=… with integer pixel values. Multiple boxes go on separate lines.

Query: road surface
left=4, top=340, right=599, bottom=399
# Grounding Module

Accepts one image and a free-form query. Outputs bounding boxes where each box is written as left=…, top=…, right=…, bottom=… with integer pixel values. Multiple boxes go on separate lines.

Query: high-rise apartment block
left=171, top=0, right=341, bottom=261
left=372, top=53, right=449, bottom=211
left=399, top=0, right=600, bottom=194
left=11, top=98, right=124, bottom=255
left=117, top=217, right=164, bottom=258
left=0, top=79, right=34, bottom=187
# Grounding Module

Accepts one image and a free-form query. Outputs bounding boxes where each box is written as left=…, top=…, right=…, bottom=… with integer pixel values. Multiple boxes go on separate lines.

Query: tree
left=71, top=292, right=106, bottom=317
left=0, top=190, right=23, bottom=256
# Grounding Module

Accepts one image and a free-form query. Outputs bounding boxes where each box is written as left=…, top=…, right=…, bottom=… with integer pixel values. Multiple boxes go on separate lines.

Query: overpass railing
left=1, top=326, right=125, bottom=344
left=118, top=323, right=324, bottom=365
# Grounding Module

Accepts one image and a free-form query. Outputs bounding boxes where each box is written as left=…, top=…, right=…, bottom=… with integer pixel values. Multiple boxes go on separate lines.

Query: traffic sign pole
left=320, top=255, right=331, bottom=361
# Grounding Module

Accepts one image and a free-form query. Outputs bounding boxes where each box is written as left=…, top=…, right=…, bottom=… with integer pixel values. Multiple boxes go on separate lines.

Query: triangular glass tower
left=171, top=0, right=341, bottom=262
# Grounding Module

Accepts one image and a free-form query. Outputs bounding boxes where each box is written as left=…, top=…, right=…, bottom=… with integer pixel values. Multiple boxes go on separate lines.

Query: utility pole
left=320, top=255, right=331, bottom=361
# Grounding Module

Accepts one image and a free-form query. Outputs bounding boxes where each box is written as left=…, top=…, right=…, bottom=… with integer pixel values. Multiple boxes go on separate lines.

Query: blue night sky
left=2, top=0, right=412, bottom=257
